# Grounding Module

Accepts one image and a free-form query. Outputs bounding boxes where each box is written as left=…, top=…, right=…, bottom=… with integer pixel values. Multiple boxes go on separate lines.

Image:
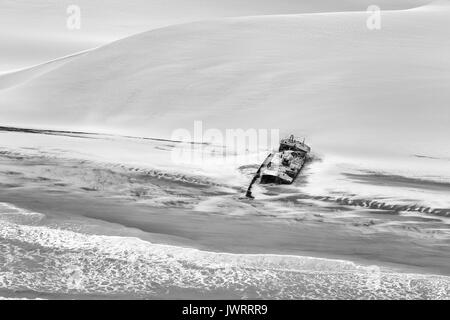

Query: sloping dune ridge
left=0, top=49, right=93, bottom=91
left=0, top=1, right=449, bottom=159
left=1, top=1, right=450, bottom=300
left=0, top=0, right=430, bottom=72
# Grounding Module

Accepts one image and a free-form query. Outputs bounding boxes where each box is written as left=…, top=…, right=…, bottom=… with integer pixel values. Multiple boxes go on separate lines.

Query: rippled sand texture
left=1, top=1, right=450, bottom=300
left=0, top=129, right=449, bottom=299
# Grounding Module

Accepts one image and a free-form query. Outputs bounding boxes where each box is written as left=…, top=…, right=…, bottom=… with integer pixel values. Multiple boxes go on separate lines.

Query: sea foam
left=0, top=202, right=448, bottom=299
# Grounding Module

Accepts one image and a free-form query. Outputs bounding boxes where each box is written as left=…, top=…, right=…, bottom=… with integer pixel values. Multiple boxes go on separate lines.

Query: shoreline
left=1, top=186, right=449, bottom=277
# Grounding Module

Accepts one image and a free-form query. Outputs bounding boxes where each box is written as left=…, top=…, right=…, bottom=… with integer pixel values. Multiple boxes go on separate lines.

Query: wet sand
left=1, top=186, right=449, bottom=277
left=0, top=131, right=449, bottom=299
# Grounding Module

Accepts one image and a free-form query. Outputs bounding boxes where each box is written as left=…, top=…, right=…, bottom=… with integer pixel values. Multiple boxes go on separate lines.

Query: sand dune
left=1, top=0, right=429, bottom=71
left=1, top=2, right=449, bottom=299
left=0, top=49, right=93, bottom=91
left=0, top=1, right=449, bottom=160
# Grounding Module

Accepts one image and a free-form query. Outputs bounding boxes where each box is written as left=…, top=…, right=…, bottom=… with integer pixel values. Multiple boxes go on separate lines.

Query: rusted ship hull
left=246, top=135, right=310, bottom=198
left=260, top=153, right=306, bottom=184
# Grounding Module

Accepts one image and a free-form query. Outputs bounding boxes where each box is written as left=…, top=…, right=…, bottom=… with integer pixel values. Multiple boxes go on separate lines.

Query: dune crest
left=0, top=7, right=449, bottom=159
left=421, top=0, right=450, bottom=8
left=0, top=49, right=94, bottom=91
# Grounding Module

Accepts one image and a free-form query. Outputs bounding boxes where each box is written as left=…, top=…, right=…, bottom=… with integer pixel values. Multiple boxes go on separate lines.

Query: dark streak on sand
left=344, top=172, right=450, bottom=192
left=0, top=125, right=209, bottom=145
left=1, top=126, right=450, bottom=280
left=0, top=150, right=449, bottom=277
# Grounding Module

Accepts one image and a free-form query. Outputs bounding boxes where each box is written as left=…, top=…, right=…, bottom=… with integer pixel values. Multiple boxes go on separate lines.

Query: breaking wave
left=0, top=202, right=449, bottom=299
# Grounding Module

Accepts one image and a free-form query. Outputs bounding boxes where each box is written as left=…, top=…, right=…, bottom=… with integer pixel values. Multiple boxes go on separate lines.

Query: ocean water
left=0, top=201, right=449, bottom=300
left=0, top=130, right=449, bottom=299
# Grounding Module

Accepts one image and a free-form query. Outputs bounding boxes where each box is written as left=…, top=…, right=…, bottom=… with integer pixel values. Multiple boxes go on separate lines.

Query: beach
left=0, top=129, right=449, bottom=299
left=1, top=1, right=449, bottom=299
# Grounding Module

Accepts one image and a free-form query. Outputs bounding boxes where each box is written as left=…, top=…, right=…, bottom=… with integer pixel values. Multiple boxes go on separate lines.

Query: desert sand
left=0, top=1, right=449, bottom=299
